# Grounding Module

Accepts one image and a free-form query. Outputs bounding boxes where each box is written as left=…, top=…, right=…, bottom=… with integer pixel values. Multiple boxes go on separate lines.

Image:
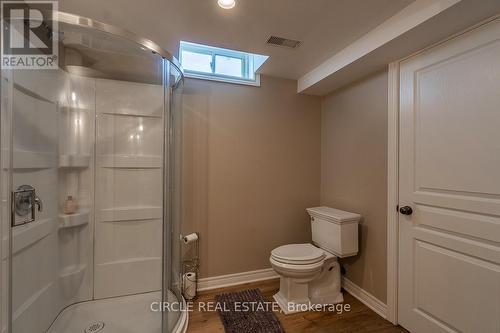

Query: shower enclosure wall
left=0, top=11, right=185, bottom=333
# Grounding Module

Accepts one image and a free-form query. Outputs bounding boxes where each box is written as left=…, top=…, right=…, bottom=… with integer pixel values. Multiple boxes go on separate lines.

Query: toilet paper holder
left=181, top=232, right=199, bottom=300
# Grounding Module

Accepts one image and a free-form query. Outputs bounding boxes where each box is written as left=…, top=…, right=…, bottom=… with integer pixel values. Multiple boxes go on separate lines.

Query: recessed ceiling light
left=218, top=0, right=236, bottom=9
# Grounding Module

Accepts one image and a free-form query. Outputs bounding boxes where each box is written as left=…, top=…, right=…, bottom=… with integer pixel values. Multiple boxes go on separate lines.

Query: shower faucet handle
left=35, top=195, right=43, bottom=212
left=12, top=185, right=42, bottom=226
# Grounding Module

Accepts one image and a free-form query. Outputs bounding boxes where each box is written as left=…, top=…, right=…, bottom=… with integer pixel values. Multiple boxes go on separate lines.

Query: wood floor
left=187, top=279, right=408, bottom=333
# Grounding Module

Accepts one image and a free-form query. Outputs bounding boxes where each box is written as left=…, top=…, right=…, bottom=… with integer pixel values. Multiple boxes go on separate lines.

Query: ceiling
left=59, top=0, right=414, bottom=80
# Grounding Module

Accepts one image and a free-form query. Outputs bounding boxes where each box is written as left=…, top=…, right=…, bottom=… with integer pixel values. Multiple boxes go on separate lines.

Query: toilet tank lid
left=307, top=206, right=361, bottom=223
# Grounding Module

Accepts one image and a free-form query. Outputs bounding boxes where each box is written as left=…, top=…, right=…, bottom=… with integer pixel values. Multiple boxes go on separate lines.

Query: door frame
left=386, top=61, right=399, bottom=325
left=385, top=13, right=500, bottom=326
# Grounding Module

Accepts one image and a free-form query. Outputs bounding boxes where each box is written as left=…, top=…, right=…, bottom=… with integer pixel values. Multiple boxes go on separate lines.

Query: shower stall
left=0, top=11, right=186, bottom=333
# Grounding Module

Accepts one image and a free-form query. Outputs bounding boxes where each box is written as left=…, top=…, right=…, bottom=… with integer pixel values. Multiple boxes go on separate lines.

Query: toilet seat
left=269, top=256, right=324, bottom=276
left=271, top=243, right=325, bottom=265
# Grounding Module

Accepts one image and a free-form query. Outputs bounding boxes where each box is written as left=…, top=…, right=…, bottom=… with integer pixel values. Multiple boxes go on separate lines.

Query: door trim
left=386, top=13, right=500, bottom=327
left=386, top=61, right=399, bottom=325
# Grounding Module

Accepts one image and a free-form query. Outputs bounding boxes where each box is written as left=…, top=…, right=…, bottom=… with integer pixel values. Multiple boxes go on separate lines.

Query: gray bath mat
left=215, top=289, right=285, bottom=333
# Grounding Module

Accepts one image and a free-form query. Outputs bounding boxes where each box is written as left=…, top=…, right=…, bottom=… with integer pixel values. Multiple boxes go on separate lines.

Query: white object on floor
left=47, top=291, right=182, bottom=333
left=270, top=206, right=361, bottom=314
left=182, top=272, right=197, bottom=300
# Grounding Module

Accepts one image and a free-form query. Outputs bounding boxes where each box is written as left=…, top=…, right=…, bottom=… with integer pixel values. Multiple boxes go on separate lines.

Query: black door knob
left=399, top=206, right=413, bottom=215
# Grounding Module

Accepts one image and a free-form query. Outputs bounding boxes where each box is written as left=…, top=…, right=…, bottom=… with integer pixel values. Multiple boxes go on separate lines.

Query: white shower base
left=47, top=291, right=188, bottom=333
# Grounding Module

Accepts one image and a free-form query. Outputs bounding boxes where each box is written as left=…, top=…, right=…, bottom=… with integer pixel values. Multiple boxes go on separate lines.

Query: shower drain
left=84, top=321, right=105, bottom=333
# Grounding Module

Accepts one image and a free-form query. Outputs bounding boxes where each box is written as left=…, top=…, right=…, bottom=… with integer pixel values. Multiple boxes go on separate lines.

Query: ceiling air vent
left=266, top=36, right=301, bottom=49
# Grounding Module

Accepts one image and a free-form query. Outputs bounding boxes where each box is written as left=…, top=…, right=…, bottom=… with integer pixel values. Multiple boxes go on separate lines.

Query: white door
left=398, top=18, right=500, bottom=333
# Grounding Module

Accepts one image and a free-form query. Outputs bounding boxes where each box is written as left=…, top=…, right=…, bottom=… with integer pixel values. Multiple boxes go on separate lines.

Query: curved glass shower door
left=0, top=11, right=184, bottom=333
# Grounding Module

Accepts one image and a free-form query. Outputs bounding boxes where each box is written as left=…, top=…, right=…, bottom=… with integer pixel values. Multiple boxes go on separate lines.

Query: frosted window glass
left=181, top=50, right=212, bottom=73
left=215, top=55, right=242, bottom=77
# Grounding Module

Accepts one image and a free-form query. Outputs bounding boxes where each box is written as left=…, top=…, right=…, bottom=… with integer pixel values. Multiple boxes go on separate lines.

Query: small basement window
left=180, top=41, right=268, bottom=86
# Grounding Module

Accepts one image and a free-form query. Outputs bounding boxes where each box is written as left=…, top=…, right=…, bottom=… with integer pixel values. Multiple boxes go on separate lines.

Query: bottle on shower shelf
left=63, top=195, right=78, bottom=215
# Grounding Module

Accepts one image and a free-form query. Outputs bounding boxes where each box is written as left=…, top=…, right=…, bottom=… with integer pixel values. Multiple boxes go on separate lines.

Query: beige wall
left=182, top=76, right=322, bottom=278
left=320, top=70, right=388, bottom=303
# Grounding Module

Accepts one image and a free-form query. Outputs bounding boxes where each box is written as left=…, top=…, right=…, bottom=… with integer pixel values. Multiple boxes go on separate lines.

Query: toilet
left=270, top=206, right=361, bottom=314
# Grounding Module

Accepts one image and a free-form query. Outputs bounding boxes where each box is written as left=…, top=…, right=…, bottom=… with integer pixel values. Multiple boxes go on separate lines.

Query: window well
left=179, top=41, right=269, bottom=86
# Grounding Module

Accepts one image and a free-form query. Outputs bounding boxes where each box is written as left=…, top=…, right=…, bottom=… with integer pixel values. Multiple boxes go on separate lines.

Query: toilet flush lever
left=399, top=206, right=413, bottom=216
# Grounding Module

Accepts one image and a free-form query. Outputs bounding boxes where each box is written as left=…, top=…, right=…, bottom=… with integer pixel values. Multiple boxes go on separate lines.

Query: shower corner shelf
left=59, top=154, right=90, bottom=168
left=59, top=209, right=90, bottom=229
left=59, top=105, right=92, bottom=113
left=99, top=154, right=162, bottom=168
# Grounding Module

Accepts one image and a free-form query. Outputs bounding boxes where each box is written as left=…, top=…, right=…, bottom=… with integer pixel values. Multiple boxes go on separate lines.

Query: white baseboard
left=196, top=269, right=388, bottom=320
left=197, top=268, right=279, bottom=292
left=341, top=276, right=387, bottom=319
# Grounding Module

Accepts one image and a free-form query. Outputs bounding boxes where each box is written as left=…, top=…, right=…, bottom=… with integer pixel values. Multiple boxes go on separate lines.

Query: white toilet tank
left=306, top=206, right=361, bottom=258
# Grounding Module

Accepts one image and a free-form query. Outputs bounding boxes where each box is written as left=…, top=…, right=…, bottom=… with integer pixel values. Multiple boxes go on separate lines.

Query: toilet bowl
left=270, top=243, right=343, bottom=314
left=270, top=207, right=361, bottom=314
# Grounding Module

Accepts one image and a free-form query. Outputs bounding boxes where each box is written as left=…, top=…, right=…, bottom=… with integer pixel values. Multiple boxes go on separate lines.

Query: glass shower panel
left=1, top=68, right=12, bottom=333
left=164, top=64, right=185, bottom=333
left=1, top=12, right=184, bottom=333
